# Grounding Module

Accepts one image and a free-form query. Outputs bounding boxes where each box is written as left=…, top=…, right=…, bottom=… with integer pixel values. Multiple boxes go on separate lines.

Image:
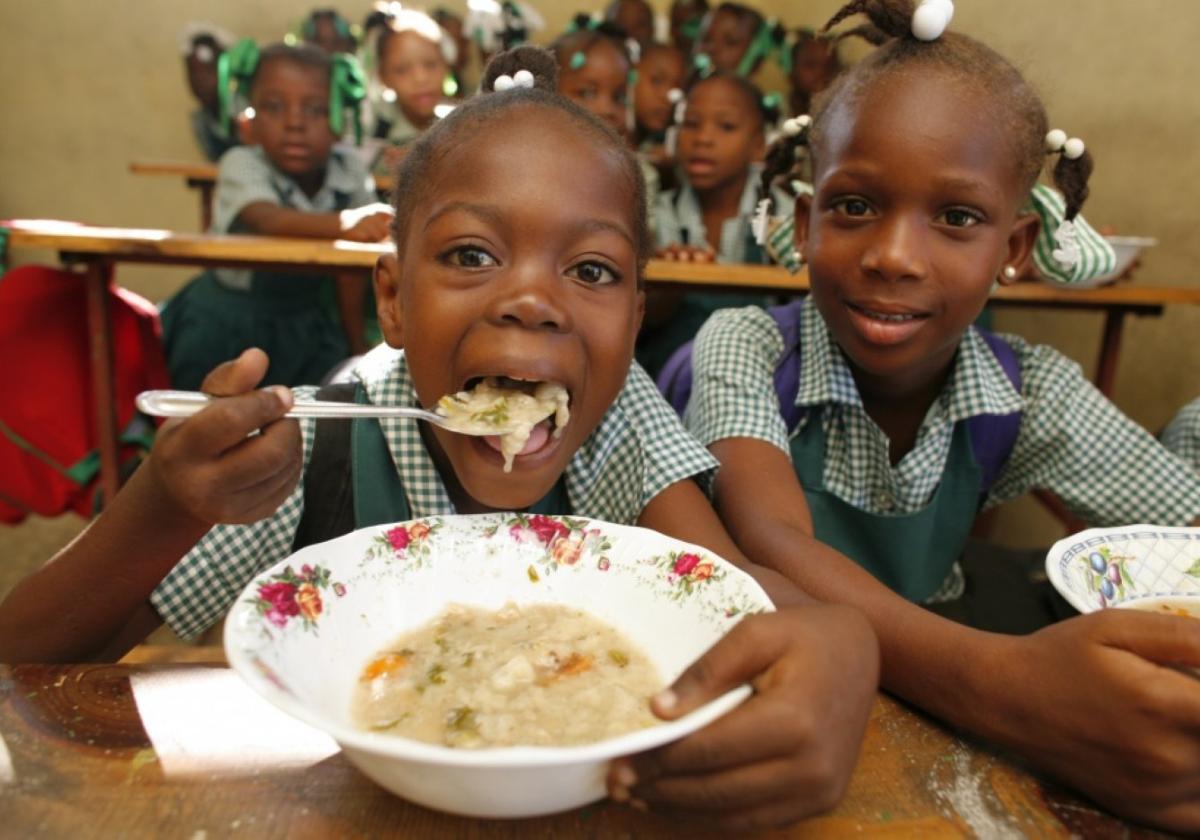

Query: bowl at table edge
left=224, top=512, right=774, bottom=818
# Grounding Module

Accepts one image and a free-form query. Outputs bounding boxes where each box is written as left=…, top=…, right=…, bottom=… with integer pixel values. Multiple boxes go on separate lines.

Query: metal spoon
left=136, top=389, right=456, bottom=428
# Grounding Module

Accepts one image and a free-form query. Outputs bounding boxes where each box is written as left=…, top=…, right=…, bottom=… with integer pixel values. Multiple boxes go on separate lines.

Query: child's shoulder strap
left=291, top=382, right=358, bottom=552
left=768, top=299, right=807, bottom=433
left=965, top=329, right=1023, bottom=499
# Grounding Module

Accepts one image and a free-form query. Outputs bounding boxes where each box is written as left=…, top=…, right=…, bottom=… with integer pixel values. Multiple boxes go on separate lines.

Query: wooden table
left=7, top=218, right=1200, bottom=508
left=129, top=161, right=395, bottom=229
left=0, top=658, right=1161, bottom=838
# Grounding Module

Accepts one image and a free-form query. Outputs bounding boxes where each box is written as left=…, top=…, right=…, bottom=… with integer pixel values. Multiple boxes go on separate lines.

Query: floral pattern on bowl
left=1045, top=525, right=1200, bottom=614
left=224, top=513, right=775, bottom=819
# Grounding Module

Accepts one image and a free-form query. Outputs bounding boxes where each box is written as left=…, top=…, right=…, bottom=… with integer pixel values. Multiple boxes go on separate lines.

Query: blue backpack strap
left=965, top=329, right=1023, bottom=500
left=655, top=300, right=808, bottom=431
left=767, top=300, right=806, bottom=432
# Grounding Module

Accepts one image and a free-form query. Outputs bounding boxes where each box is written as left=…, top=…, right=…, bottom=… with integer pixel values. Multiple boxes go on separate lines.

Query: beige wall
left=2, top=1, right=1197, bottom=546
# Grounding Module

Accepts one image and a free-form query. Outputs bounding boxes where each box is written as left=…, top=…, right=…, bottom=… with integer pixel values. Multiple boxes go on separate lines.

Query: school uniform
left=1162, top=397, right=1200, bottom=474
left=685, top=301, right=1200, bottom=604
left=189, top=107, right=237, bottom=162
left=638, top=164, right=789, bottom=377
left=150, top=345, right=719, bottom=640
left=764, top=183, right=1116, bottom=285
left=160, top=145, right=376, bottom=390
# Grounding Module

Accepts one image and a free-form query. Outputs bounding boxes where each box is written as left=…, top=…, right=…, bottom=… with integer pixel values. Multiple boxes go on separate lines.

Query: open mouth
left=447, top=375, right=572, bottom=472
left=844, top=302, right=931, bottom=346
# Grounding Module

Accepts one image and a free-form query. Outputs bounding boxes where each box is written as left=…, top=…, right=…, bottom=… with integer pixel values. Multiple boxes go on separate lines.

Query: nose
left=283, top=104, right=305, bottom=130
left=486, top=265, right=573, bottom=333
left=860, top=213, right=927, bottom=282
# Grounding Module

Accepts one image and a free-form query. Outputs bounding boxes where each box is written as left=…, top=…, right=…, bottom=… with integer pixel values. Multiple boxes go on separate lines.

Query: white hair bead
left=797, top=114, right=812, bottom=127
left=1063, top=137, right=1086, bottom=159
left=493, top=74, right=515, bottom=92
left=667, top=88, right=684, bottom=104
left=512, top=69, right=534, bottom=88
left=782, top=118, right=803, bottom=137
left=1045, top=129, right=1067, bottom=151
left=911, top=0, right=952, bottom=41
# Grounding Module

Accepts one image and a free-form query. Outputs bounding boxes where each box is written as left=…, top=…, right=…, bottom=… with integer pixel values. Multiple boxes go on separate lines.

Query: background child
left=669, top=0, right=708, bottom=55
left=0, top=47, right=878, bottom=833
left=181, top=22, right=237, bottom=162
left=300, top=8, right=357, bottom=56
left=694, top=2, right=785, bottom=78
left=787, top=28, right=843, bottom=117
left=1162, top=397, right=1200, bottom=473
left=604, top=0, right=655, bottom=49
left=367, top=8, right=454, bottom=175
left=551, top=19, right=661, bottom=230
left=683, top=1, right=1200, bottom=832
left=640, top=71, right=787, bottom=376
left=431, top=6, right=472, bottom=95
left=161, top=42, right=391, bottom=390
left=631, top=42, right=686, bottom=178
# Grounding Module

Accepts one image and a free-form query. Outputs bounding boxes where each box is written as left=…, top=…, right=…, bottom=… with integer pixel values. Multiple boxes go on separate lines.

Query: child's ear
left=374, top=253, right=405, bottom=348
left=999, top=211, right=1041, bottom=286
left=793, top=193, right=812, bottom=264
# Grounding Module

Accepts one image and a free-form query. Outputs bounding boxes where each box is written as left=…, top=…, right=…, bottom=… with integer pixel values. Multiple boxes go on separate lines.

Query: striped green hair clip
left=330, top=53, right=367, bottom=144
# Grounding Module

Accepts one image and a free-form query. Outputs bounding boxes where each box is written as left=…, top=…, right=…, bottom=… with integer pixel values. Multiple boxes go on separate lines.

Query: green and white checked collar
left=792, top=300, right=1024, bottom=427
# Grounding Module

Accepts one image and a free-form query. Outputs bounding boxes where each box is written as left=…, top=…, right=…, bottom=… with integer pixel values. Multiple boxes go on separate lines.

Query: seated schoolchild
left=680, top=1, right=1200, bottom=832
left=639, top=71, right=788, bottom=377
left=161, top=41, right=391, bottom=390
left=364, top=7, right=456, bottom=175
left=693, top=2, right=787, bottom=78
left=180, top=22, right=238, bottom=162
left=0, top=47, right=879, bottom=833
left=300, top=7, right=358, bottom=55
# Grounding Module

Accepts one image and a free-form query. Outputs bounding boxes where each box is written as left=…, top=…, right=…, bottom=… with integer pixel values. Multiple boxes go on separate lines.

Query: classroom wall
left=2, top=1, right=1197, bottom=546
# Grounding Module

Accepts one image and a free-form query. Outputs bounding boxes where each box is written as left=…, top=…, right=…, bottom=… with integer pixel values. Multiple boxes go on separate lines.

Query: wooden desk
left=7, top=218, right=1200, bottom=507
left=0, top=660, right=1158, bottom=838
left=129, top=161, right=395, bottom=229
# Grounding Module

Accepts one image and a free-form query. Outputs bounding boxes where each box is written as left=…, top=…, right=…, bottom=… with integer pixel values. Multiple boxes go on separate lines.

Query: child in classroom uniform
left=1163, top=397, right=1200, bottom=473
left=681, top=0, right=1200, bottom=831
left=604, top=0, right=656, bottom=49
left=638, top=72, right=787, bottom=377
left=550, top=20, right=661, bottom=229
left=300, top=8, right=358, bottom=56
left=694, top=2, right=786, bottom=78
left=365, top=8, right=455, bottom=176
left=670, top=0, right=708, bottom=55
left=181, top=23, right=238, bottom=162
left=631, top=42, right=687, bottom=178
left=161, top=42, right=391, bottom=391
left=0, top=47, right=879, bottom=832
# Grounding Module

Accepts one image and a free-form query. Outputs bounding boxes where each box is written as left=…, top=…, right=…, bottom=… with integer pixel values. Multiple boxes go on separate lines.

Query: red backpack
left=0, top=265, right=169, bottom=522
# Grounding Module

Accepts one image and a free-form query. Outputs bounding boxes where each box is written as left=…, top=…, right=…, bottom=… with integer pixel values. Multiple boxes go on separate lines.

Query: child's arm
left=0, top=350, right=302, bottom=663
left=614, top=480, right=879, bottom=830
left=710, top=435, right=1200, bottom=834
left=234, top=201, right=392, bottom=242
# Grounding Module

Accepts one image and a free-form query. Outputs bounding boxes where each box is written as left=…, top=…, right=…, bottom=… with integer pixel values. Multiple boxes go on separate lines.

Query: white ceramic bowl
left=1045, top=525, right=1200, bottom=613
left=225, top=513, right=774, bottom=818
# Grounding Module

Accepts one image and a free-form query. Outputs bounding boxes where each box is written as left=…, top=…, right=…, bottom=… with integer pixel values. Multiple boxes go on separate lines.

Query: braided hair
left=759, top=0, right=1093, bottom=227
left=389, top=46, right=652, bottom=279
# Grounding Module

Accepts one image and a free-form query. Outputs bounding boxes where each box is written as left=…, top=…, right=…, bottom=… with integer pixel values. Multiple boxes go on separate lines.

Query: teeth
left=861, top=308, right=919, bottom=322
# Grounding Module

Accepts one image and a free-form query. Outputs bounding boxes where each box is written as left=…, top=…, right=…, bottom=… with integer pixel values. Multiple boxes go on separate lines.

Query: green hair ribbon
left=737, top=19, right=785, bottom=78
left=218, top=38, right=260, bottom=133
left=693, top=52, right=713, bottom=78
left=679, top=15, right=703, bottom=43
left=329, top=53, right=367, bottom=145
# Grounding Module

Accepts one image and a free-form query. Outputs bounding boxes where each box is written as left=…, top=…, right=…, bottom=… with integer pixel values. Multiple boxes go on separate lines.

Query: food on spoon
left=436, top=378, right=570, bottom=472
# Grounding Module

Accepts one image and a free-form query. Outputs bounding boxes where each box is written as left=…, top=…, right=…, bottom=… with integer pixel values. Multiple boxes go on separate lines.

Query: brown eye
left=447, top=246, right=497, bottom=268
left=568, top=261, right=619, bottom=286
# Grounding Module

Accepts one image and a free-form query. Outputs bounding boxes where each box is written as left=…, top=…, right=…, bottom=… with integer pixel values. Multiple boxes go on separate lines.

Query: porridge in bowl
left=353, top=602, right=662, bottom=747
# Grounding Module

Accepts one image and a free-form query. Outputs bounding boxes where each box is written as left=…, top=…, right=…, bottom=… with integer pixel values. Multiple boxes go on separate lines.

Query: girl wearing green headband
left=161, top=42, right=390, bottom=392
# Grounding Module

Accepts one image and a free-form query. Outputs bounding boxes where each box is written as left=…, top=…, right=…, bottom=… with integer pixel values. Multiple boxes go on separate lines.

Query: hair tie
left=737, top=18, right=786, bottom=77
left=330, top=53, right=367, bottom=144
left=217, top=38, right=260, bottom=133
left=493, top=69, right=534, bottom=92
left=781, top=114, right=811, bottom=137
left=911, top=0, right=954, bottom=41
left=667, top=88, right=684, bottom=104
left=693, top=52, right=714, bottom=78
left=569, top=50, right=587, bottom=70
left=752, top=198, right=773, bottom=247
left=1045, top=129, right=1086, bottom=160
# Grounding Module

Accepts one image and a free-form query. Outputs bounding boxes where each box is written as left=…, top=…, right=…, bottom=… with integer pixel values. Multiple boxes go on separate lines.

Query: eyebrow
left=423, top=201, right=637, bottom=249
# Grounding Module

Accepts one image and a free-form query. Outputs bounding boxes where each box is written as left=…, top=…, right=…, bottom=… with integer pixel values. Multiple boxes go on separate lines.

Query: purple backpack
left=656, top=300, right=1023, bottom=499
